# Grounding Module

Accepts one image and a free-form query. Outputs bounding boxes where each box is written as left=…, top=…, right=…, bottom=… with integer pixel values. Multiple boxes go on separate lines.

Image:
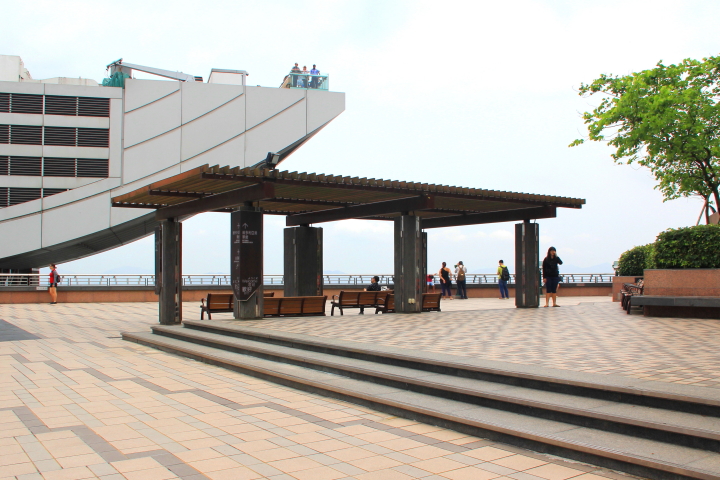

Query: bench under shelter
left=111, top=164, right=585, bottom=324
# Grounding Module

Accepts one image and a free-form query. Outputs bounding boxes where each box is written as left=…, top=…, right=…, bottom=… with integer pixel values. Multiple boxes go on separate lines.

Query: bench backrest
left=358, top=291, right=388, bottom=305
left=264, top=297, right=281, bottom=316
left=338, top=291, right=361, bottom=305
left=207, top=293, right=234, bottom=310
left=302, top=296, right=327, bottom=314
left=264, top=296, right=327, bottom=316
left=422, top=293, right=442, bottom=309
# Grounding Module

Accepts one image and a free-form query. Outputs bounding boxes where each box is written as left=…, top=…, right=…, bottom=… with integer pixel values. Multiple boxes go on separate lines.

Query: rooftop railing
left=0, top=273, right=614, bottom=288
left=280, top=72, right=329, bottom=90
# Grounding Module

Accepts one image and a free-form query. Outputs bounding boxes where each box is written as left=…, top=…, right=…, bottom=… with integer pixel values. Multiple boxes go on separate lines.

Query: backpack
left=457, top=268, right=466, bottom=281
left=501, top=266, right=510, bottom=281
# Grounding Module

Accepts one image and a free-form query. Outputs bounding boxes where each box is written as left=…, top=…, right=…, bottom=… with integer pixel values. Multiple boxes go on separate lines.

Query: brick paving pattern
left=0, top=300, right=637, bottom=479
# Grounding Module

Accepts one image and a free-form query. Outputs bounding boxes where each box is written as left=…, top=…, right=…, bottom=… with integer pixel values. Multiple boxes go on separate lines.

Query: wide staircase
left=124, top=321, right=720, bottom=480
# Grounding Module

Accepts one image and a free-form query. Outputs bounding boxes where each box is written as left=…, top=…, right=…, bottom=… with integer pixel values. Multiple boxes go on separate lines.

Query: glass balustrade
left=282, top=73, right=329, bottom=90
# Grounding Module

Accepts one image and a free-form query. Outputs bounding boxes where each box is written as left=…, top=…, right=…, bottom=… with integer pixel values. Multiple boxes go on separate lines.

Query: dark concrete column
left=284, top=226, right=323, bottom=297
left=159, top=218, right=182, bottom=324
left=231, top=207, right=264, bottom=319
left=394, top=215, right=422, bottom=313
left=421, top=231, right=428, bottom=293
left=515, top=220, right=539, bottom=308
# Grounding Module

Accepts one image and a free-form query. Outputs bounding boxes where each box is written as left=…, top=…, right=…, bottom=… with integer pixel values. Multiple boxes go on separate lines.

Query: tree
left=570, top=56, right=720, bottom=223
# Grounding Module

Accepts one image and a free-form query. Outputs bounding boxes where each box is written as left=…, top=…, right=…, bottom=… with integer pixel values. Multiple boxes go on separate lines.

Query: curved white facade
left=0, top=61, right=345, bottom=269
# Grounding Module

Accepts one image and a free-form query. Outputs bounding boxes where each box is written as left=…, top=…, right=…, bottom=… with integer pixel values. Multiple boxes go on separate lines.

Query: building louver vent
left=0, top=187, right=70, bottom=207
left=44, top=95, right=76, bottom=116
left=10, top=94, right=44, bottom=114
left=43, top=157, right=76, bottom=176
left=43, top=126, right=76, bottom=146
left=77, top=128, right=109, bottom=147
left=0, top=125, right=43, bottom=145
left=77, top=158, right=109, bottom=177
left=0, top=156, right=108, bottom=178
left=8, top=187, right=42, bottom=206
left=42, top=188, right=68, bottom=197
left=0, top=93, right=9, bottom=113
left=8, top=157, right=42, bottom=176
left=44, top=96, right=110, bottom=117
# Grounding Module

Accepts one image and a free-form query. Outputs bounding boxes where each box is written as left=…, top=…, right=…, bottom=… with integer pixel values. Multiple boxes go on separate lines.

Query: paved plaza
left=2, top=297, right=718, bottom=479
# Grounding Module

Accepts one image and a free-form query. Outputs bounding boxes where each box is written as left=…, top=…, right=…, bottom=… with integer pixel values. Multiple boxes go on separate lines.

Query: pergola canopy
left=112, top=164, right=585, bottom=227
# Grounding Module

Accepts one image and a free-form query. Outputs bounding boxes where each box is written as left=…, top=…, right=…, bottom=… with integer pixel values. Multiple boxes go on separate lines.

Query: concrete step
left=124, top=328, right=720, bottom=480
left=180, top=320, right=720, bottom=417
left=151, top=324, right=720, bottom=451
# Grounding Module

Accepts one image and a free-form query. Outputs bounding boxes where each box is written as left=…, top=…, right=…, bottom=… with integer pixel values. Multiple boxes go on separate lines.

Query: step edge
left=179, top=321, right=720, bottom=409
left=121, top=331, right=720, bottom=480
left=150, top=326, right=720, bottom=441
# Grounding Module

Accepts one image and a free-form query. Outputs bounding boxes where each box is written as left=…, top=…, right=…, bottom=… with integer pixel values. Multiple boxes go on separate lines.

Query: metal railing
left=0, top=273, right=614, bottom=288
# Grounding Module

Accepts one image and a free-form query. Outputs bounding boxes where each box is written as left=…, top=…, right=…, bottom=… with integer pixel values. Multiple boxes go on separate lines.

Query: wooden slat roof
left=112, top=164, right=585, bottom=220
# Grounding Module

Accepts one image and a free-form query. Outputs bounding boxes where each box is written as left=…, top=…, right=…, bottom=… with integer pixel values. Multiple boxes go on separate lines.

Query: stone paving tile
left=0, top=301, right=640, bottom=479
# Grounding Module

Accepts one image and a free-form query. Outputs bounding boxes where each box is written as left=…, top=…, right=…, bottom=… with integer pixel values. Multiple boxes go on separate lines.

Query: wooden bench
left=200, top=291, right=274, bottom=319
left=376, top=293, right=442, bottom=314
left=264, top=296, right=327, bottom=317
left=331, top=291, right=389, bottom=316
left=620, top=279, right=644, bottom=313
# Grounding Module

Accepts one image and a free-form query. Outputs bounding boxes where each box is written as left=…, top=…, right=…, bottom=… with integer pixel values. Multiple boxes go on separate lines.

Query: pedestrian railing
left=0, top=273, right=614, bottom=288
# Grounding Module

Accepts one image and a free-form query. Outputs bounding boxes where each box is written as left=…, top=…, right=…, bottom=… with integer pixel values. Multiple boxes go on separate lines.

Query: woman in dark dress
left=438, top=262, right=453, bottom=299
left=542, top=247, right=563, bottom=307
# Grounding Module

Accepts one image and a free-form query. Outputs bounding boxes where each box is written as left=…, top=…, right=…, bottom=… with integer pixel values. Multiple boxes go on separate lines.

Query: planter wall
left=643, top=269, right=720, bottom=297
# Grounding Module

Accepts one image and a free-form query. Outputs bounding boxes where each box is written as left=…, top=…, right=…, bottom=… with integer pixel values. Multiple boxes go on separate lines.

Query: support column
left=159, top=218, right=182, bottom=324
left=231, top=207, right=264, bottom=319
left=394, top=215, right=422, bottom=313
left=284, top=226, right=323, bottom=297
left=421, top=231, right=428, bottom=293
left=515, top=220, right=539, bottom=308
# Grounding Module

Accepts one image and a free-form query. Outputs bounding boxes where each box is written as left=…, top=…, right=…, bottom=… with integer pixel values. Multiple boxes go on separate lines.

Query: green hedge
left=617, top=244, right=655, bottom=276
left=654, top=225, right=720, bottom=268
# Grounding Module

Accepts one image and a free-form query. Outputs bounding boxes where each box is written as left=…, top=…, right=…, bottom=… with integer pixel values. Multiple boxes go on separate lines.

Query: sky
left=5, top=0, right=719, bottom=275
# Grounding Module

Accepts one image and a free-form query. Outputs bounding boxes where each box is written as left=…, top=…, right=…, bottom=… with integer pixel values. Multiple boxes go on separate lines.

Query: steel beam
left=421, top=206, right=556, bottom=229
left=286, top=195, right=434, bottom=226
left=156, top=183, right=275, bottom=220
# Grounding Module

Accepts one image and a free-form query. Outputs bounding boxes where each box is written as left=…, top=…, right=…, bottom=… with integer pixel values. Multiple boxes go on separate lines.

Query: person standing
left=360, top=275, right=381, bottom=314
left=290, top=63, right=301, bottom=87
left=438, top=262, right=453, bottom=300
left=497, top=260, right=510, bottom=299
left=542, top=247, right=563, bottom=307
left=48, top=264, right=60, bottom=305
left=310, top=64, right=320, bottom=88
left=455, top=261, right=467, bottom=299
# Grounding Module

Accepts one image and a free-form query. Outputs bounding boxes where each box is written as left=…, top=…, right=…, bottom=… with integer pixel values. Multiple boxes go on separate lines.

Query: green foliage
left=654, top=225, right=720, bottom=268
left=618, top=244, right=655, bottom=276
left=571, top=56, right=720, bottom=218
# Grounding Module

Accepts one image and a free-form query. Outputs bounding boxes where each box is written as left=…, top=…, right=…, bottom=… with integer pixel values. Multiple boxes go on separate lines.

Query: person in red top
left=427, top=273, right=435, bottom=293
left=48, top=264, right=60, bottom=305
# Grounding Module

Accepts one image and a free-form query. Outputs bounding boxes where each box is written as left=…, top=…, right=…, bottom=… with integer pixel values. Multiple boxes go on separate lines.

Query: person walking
left=497, top=260, right=510, bottom=299
left=48, top=264, right=60, bottom=305
left=455, top=261, right=467, bottom=299
left=310, top=64, right=320, bottom=88
left=360, top=275, right=381, bottom=314
left=542, top=247, right=563, bottom=307
left=438, top=262, right=453, bottom=300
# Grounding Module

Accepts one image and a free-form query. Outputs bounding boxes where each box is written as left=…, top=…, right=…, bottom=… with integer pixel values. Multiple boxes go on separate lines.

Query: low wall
left=643, top=269, right=720, bottom=296
left=0, top=282, right=611, bottom=304
left=612, top=276, right=643, bottom=302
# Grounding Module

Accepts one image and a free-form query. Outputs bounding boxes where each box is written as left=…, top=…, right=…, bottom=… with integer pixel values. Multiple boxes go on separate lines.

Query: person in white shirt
left=455, top=261, right=468, bottom=299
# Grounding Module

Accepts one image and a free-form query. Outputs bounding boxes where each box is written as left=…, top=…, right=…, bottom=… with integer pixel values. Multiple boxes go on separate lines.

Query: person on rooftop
left=310, top=64, right=320, bottom=88
left=290, top=63, right=301, bottom=87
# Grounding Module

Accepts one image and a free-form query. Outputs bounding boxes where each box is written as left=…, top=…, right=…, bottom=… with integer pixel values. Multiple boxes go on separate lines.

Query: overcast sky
left=6, top=0, right=719, bottom=275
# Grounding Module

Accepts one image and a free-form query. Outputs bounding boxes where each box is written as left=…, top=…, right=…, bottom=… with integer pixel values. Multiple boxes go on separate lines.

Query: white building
left=0, top=56, right=344, bottom=270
